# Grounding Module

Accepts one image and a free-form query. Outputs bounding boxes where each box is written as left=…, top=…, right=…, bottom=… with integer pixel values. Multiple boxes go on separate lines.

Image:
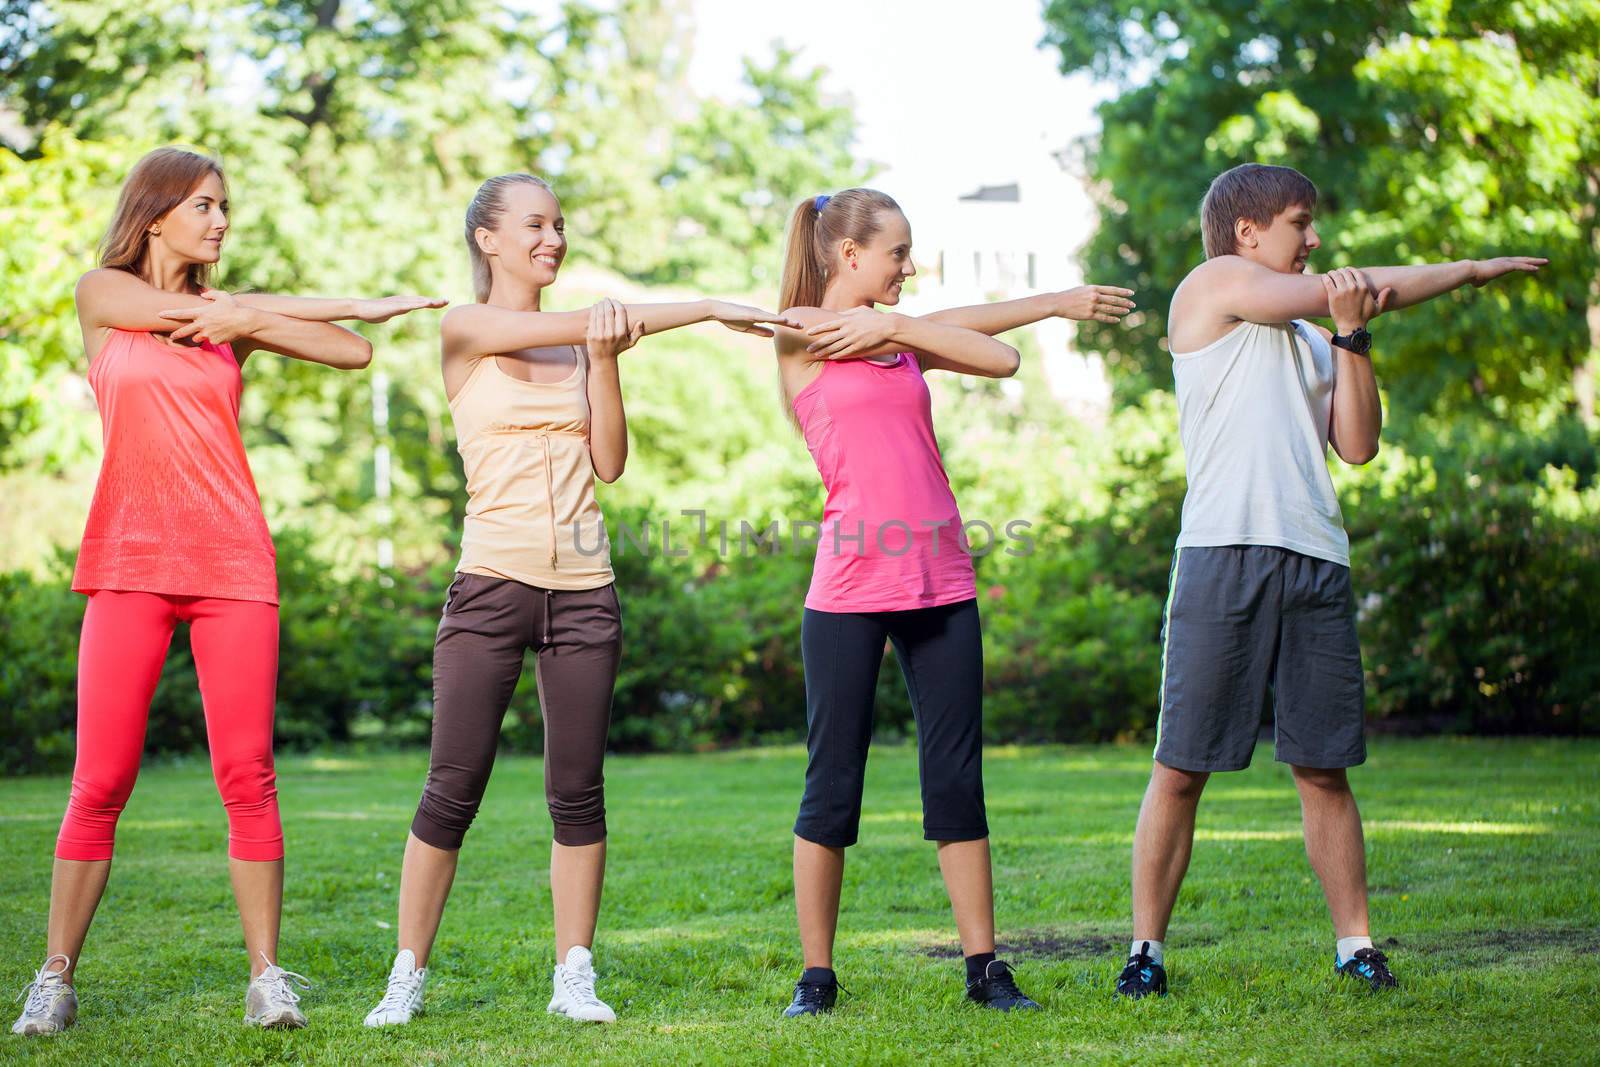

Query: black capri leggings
left=794, top=598, right=987, bottom=848
left=411, top=572, right=622, bottom=849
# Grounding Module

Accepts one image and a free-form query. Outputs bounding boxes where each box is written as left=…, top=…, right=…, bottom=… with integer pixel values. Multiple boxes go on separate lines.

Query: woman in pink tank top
left=770, top=188, right=1137, bottom=1017
left=11, top=147, right=444, bottom=1038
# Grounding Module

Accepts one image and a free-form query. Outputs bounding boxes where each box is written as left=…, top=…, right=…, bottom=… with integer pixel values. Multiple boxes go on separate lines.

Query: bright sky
left=686, top=0, right=1110, bottom=220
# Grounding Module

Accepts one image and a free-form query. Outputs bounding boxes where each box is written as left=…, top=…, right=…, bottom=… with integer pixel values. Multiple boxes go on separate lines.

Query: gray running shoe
left=244, top=952, right=310, bottom=1029
left=11, top=955, right=77, bottom=1036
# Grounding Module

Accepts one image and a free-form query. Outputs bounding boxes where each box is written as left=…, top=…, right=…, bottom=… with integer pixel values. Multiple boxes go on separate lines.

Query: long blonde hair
left=99, top=147, right=227, bottom=292
left=464, top=173, right=555, bottom=302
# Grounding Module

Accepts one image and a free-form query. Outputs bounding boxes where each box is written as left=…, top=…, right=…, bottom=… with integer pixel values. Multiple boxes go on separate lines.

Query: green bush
left=0, top=553, right=83, bottom=773
left=3, top=418, right=1595, bottom=775
left=1346, top=450, right=1600, bottom=734
left=0, top=535, right=450, bottom=774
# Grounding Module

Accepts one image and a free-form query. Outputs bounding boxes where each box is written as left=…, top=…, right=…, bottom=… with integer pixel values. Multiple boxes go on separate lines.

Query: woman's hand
left=158, top=289, right=263, bottom=346
left=348, top=294, right=449, bottom=323
left=1055, top=284, right=1136, bottom=323
left=586, top=298, right=645, bottom=362
left=805, top=307, right=902, bottom=359
left=705, top=300, right=804, bottom=338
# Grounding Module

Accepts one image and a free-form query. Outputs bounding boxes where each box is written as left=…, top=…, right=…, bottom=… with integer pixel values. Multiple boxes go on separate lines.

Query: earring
left=850, top=261, right=858, bottom=270
left=151, top=227, right=162, bottom=236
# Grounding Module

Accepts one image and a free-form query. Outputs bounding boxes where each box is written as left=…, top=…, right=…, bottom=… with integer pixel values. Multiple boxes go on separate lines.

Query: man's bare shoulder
left=1175, top=256, right=1258, bottom=299
left=1170, top=258, right=1256, bottom=350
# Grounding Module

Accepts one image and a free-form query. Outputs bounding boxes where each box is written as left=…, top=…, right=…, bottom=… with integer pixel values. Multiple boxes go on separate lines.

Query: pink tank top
left=73, top=329, right=278, bottom=604
left=793, top=352, right=976, bottom=613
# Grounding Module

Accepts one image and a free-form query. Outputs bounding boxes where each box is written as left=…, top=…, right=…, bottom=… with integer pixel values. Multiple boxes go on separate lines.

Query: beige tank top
left=450, top=348, right=613, bottom=590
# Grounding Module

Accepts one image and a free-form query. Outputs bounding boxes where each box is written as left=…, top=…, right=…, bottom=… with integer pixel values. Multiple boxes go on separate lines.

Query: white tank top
left=1171, top=319, right=1350, bottom=566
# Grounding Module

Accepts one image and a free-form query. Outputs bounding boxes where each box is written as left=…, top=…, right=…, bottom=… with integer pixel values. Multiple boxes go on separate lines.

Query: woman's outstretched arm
left=222, top=291, right=448, bottom=323
left=442, top=299, right=801, bottom=360
left=778, top=307, right=1020, bottom=378
left=921, top=286, right=1136, bottom=334
left=158, top=290, right=372, bottom=369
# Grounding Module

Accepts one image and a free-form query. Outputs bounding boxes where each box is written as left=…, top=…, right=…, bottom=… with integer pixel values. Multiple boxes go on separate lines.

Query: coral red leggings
left=55, top=590, right=283, bottom=862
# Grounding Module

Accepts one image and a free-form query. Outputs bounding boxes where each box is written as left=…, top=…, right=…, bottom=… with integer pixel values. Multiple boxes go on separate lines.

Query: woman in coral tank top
left=770, top=188, right=1136, bottom=1017
left=10, top=148, right=443, bottom=1037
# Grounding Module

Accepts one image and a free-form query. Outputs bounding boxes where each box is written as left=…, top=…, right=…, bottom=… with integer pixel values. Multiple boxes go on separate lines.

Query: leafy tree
left=653, top=46, right=866, bottom=291
left=0, top=0, right=861, bottom=545
left=1040, top=0, right=1600, bottom=426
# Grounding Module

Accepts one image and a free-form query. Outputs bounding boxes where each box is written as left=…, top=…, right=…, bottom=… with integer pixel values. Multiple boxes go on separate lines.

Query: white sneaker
left=244, top=951, right=310, bottom=1029
left=547, top=946, right=615, bottom=1023
left=364, top=949, right=426, bottom=1027
left=11, top=955, right=77, bottom=1036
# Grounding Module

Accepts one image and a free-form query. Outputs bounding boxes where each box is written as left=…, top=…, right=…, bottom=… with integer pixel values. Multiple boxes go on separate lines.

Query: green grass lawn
left=1, top=739, right=1596, bottom=1064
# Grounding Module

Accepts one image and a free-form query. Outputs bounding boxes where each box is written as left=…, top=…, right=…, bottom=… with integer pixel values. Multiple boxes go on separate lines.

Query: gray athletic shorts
left=1154, top=545, right=1366, bottom=772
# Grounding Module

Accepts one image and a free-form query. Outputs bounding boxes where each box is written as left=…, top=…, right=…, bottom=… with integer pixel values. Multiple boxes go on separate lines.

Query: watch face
left=1337, top=329, right=1371, bottom=354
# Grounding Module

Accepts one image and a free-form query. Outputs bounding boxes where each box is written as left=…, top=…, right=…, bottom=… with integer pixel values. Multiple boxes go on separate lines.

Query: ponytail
left=778, top=198, right=827, bottom=311
left=776, top=187, right=900, bottom=312
left=775, top=187, right=902, bottom=426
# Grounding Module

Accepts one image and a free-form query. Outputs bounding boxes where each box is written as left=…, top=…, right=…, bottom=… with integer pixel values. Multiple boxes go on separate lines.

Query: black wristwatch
left=1331, top=326, right=1372, bottom=355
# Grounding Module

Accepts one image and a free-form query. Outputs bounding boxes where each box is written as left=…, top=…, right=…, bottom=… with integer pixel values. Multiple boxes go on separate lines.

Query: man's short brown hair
left=1200, top=164, right=1319, bottom=259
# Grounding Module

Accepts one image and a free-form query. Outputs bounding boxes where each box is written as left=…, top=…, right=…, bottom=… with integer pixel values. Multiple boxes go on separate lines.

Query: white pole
left=372, top=369, right=394, bottom=577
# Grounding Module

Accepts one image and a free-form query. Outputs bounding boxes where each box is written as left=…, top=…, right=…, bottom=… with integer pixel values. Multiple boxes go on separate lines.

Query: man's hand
left=1321, top=268, right=1392, bottom=335
left=1470, top=256, right=1548, bottom=287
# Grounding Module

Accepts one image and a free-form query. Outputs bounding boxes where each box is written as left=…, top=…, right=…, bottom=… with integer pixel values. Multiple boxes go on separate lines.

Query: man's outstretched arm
left=1358, top=257, right=1546, bottom=310
left=1203, top=254, right=1547, bottom=325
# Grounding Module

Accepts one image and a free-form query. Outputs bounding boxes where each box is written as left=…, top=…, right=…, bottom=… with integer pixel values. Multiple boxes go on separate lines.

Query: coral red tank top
left=73, top=329, right=278, bottom=604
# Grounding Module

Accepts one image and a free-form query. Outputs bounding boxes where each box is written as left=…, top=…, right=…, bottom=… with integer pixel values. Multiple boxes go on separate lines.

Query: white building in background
left=894, top=142, right=1111, bottom=417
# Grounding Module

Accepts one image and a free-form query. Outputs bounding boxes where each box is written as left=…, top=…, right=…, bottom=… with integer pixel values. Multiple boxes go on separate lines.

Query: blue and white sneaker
left=1115, top=942, right=1167, bottom=999
left=1337, top=947, right=1398, bottom=991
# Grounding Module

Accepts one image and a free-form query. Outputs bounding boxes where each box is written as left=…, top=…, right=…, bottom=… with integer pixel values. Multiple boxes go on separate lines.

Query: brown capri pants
left=411, top=572, right=622, bottom=849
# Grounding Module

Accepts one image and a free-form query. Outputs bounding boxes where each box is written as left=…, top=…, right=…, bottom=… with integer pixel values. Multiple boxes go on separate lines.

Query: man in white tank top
left=1112, top=163, right=1547, bottom=1000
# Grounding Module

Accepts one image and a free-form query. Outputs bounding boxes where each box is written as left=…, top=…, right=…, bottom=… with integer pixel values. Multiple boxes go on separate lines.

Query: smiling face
left=1237, top=202, right=1321, bottom=274
left=477, top=181, right=566, bottom=292
left=835, top=208, right=916, bottom=306
left=148, top=171, right=229, bottom=266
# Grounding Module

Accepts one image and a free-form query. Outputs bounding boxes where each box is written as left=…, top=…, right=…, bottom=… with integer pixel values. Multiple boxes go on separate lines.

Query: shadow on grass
left=1415, top=926, right=1600, bottom=967
left=916, top=928, right=1221, bottom=960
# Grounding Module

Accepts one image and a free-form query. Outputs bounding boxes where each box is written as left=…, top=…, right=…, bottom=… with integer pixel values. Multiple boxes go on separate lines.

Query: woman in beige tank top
left=362, top=173, right=799, bottom=1026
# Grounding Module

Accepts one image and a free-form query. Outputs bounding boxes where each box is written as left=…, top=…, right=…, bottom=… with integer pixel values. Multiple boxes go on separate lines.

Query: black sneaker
left=965, top=960, right=1040, bottom=1011
left=1115, top=942, right=1167, bottom=999
left=782, top=974, right=839, bottom=1017
left=1337, top=947, right=1398, bottom=991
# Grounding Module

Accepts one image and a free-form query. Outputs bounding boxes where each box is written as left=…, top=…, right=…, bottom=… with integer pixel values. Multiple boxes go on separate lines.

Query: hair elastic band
left=813, top=194, right=831, bottom=212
